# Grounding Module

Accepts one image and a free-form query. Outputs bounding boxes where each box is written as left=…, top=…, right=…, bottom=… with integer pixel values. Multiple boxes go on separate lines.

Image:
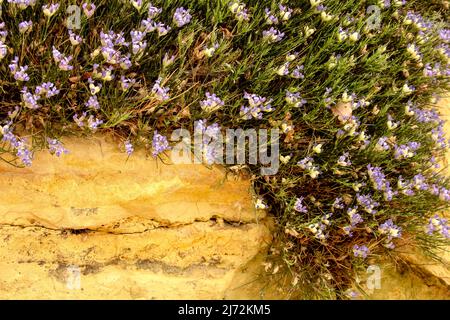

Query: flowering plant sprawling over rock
left=0, top=0, right=449, bottom=298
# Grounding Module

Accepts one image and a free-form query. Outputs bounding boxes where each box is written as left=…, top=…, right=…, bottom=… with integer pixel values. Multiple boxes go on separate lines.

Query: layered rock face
left=1, top=112, right=449, bottom=299
left=0, top=135, right=272, bottom=299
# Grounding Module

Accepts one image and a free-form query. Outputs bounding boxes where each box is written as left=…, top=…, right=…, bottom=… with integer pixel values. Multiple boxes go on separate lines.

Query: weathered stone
left=0, top=135, right=272, bottom=299
left=355, top=261, right=449, bottom=300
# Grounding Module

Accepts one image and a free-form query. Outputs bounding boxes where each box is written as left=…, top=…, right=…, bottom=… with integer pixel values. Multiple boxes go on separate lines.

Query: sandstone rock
left=0, top=135, right=272, bottom=299
left=354, top=261, right=449, bottom=300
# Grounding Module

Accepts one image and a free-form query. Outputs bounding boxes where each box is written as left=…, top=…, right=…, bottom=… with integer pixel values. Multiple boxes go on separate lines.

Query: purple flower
left=73, top=112, right=87, bottom=128
left=52, top=47, right=73, bottom=71
left=88, top=78, right=102, bottom=95
left=151, top=77, right=170, bottom=101
left=337, top=152, right=351, bottom=166
left=353, top=245, right=369, bottom=258
left=394, top=142, right=420, bottom=159
left=173, top=7, right=192, bottom=28
left=262, top=27, right=284, bottom=43
left=350, top=212, right=363, bottom=226
left=285, top=90, right=307, bottom=108
left=1, top=124, right=32, bottom=166
left=379, top=219, right=402, bottom=241
left=229, top=1, right=250, bottom=21
left=162, top=52, right=176, bottom=67
left=85, top=95, right=100, bottom=110
left=74, top=113, right=103, bottom=131
left=332, top=197, right=344, bottom=210
left=16, top=139, right=33, bottom=166
left=291, top=65, right=305, bottom=79
left=155, top=22, right=171, bottom=37
left=439, top=28, right=450, bottom=42
left=92, top=64, right=114, bottom=81
left=426, top=215, right=449, bottom=239
left=439, top=187, right=450, bottom=201
left=278, top=4, right=293, bottom=22
left=82, top=2, right=96, bottom=18
left=35, top=82, right=60, bottom=98
left=383, top=181, right=398, bottom=201
left=264, top=8, right=279, bottom=25
left=367, top=164, right=387, bottom=191
left=148, top=4, right=162, bottom=19
left=21, top=87, right=40, bottom=109
left=294, top=197, right=307, bottom=213
left=240, top=92, right=274, bottom=119
left=376, top=137, right=390, bottom=151
left=47, top=138, right=69, bottom=157
left=69, top=30, right=82, bottom=45
left=200, top=92, right=224, bottom=112
left=18, top=21, right=32, bottom=33
left=9, top=56, right=30, bottom=82
left=87, top=115, right=103, bottom=131
left=130, top=30, right=147, bottom=55
left=411, top=174, right=428, bottom=191
left=152, top=131, right=170, bottom=157
left=7, top=0, right=37, bottom=10
left=141, top=18, right=156, bottom=33
left=42, top=3, right=59, bottom=17
left=356, top=193, right=379, bottom=214
left=124, top=139, right=134, bottom=156
left=120, top=76, right=136, bottom=91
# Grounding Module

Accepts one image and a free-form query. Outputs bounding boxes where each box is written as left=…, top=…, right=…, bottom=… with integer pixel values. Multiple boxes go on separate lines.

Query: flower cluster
left=240, top=92, right=273, bottom=120
left=152, top=130, right=170, bottom=157
left=47, top=138, right=69, bottom=157
left=200, top=92, right=224, bottom=113
left=426, top=215, right=449, bottom=239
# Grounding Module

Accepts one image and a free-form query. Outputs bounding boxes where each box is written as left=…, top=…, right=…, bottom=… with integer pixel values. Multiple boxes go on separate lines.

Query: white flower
left=321, top=11, right=334, bottom=22
left=389, top=228, right=400, bottom=237
left=280, top=155, right=291, bottom=164
left=90, top=48, right=101, bottom=59
left=341, top=91, right=353, bottom=103
left=407, top=44, right=421, bottom=61
left=304, top=26, right=315, bottom=38
left=0, top=42, right=7, bottom=60
left=349, top=32, right=360, bottom=42
left=308, top=167, right=320, bottom=179
left=229, top=1, right=245, bottom=14
left=313, top=143, right=323, bottom=154
left=131, top=0, right=143, bottom=10
left=338, top=30, right=348, bottom=42
left=280, top=123, right=293, bottom=133
left=203, top=47, right=215, bottom=58
left=255, top=199, right=267, bottom=210
left=308, top=223, right=319, bottom=234
left=163, top=53, right=176, bottom=67
left=276, top=63, right=289, bottom=76
left=405, top=105, right=415, bottom=116
left=89, top=83, right=101, bottom=95
left=387, top=119, right=398, bottom=130
left=286, top=53, right=297, bottom=62
left=280, top=8, right=292, bottom=21
left=402, top=83, right=414, bottom=95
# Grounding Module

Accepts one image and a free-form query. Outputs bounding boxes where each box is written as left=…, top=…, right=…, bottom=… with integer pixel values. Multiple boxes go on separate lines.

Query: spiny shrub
left=0, top=0, right=449, bottom=298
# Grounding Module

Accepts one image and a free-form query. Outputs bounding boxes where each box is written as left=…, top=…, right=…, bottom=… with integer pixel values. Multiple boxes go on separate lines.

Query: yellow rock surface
left=0, top=135, right=272, bottom=299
